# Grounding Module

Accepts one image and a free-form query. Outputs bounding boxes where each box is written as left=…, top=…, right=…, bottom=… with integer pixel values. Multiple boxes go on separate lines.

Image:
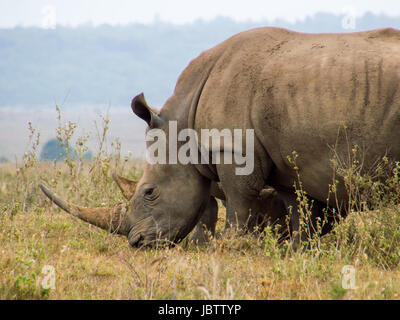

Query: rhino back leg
left=275, top=189, right=339, bottom=245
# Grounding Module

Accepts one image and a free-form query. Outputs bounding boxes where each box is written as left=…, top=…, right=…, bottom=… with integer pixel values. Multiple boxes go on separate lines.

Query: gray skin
left=111, top=173, right=219, bottom=244
left=41, top=27, right=400, bottom=248
left=110, top=173, right=221, bottom=244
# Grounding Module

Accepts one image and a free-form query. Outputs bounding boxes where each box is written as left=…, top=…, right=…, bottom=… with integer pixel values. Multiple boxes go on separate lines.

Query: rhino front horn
left=39, top=183, right=130, bottom=236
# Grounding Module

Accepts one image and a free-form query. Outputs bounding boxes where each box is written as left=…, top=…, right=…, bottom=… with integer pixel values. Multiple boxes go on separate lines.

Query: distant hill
left=0, top=12, right=399, bottom=108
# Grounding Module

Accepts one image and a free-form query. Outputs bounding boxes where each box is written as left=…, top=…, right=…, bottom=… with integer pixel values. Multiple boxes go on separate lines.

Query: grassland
left=1, top=117, right=400, bottom=300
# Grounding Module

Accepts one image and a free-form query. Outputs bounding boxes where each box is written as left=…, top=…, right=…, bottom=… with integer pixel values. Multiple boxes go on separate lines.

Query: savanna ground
left=2, top=112, right=400, bottom=300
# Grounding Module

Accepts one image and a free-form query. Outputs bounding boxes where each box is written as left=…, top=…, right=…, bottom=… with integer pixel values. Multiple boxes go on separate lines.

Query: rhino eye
left=143, top=186, right=160, bottom=201
left=143, top=187, right=159, bottom=201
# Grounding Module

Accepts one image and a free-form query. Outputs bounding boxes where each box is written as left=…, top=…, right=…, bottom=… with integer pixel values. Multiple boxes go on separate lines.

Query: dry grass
left=1, top=192, right=400, bottom=300
left=1, top=115, right=400, bottom=300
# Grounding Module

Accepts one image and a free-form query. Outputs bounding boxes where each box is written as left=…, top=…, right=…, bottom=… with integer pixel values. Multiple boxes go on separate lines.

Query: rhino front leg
left=217, top=160, right=271, bottom=232
left=224, top=192, right=273, bottom=232
left=190, top=196, right=218, bottom=244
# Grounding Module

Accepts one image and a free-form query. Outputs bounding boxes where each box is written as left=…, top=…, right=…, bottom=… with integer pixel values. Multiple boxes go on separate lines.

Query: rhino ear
left=131, top=93, right=164, bottom=128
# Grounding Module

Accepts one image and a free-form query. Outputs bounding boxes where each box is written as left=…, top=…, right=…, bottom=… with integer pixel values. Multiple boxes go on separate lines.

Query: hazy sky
left=1, top=0, right=400, bottom=28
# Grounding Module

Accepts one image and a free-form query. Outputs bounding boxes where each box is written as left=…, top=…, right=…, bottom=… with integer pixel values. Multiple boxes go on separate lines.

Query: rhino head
left=124, top=162, right=210, bottom=247
left=125, top=93, right=212, bottom=247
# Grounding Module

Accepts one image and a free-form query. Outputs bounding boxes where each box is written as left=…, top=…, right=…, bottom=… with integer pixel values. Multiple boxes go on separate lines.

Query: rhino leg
left=215, top=153, right=275, bottom=232
left=189, top=196, right=218, bottom=245
left=273, top=188, right=337, bottom=245
left=255, top=189, right=289, bottom=235
left=222, top=186, right=273, bottom=232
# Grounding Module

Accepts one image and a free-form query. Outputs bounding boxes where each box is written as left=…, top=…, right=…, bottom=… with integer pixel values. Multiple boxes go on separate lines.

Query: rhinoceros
left=41, top=27, right=400, bottom=248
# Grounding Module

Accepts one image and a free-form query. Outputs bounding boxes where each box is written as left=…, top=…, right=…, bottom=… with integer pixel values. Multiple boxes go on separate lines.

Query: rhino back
left=193, top=27, right=400, bottom=204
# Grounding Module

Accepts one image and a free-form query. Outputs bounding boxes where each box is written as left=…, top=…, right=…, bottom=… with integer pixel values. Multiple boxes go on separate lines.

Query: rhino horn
left=111, top=173, right=137, bottom=200
left=39, top=183, right=130, bottom=236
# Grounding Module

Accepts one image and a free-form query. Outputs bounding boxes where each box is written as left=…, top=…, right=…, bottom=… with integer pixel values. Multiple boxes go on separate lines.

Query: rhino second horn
left=39, top=183, right=130, bottom=236
left=111, top=173, right=137, bottom=200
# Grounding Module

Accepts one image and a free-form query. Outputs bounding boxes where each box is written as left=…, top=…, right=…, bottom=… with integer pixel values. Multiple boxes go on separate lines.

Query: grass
left=1, top=113, right=400, bottom=300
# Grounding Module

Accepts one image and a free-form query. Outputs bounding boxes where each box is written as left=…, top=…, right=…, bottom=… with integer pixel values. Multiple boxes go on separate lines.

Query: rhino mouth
left=127, top=216, right=168, bottom=248
left=128, top=232, right=145, bottom=248
left=127, top=214, right=186, bottom=248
